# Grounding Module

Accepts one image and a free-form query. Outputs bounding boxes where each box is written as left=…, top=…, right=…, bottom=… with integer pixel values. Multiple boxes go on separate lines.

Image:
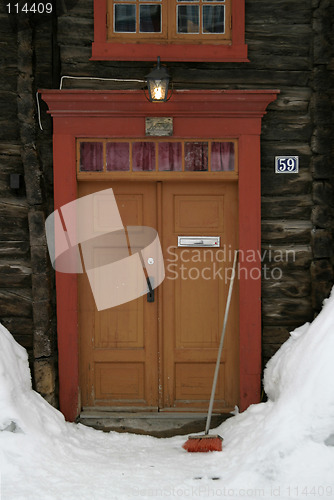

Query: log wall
left=0, top=0, right=333, bottom=405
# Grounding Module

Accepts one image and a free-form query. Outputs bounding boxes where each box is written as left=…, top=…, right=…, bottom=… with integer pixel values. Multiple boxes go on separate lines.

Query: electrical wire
left=59, top=75, right=145, bottom=89
left=36, top=91, right=43, bottom=131
left=36, top=75, right=147, bottom=131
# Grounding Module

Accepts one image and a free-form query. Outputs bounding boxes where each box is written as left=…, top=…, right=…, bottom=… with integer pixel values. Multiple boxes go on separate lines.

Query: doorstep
left=77, top=410, right=233, bottom=438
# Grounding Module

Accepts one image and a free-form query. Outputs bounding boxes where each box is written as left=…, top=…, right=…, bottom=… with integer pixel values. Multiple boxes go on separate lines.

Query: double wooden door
left=78, top=180, right=239, bottom=412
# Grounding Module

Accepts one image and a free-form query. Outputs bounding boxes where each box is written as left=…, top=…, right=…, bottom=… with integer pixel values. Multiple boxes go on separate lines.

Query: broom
left=182, top=250, right=238, bottom=452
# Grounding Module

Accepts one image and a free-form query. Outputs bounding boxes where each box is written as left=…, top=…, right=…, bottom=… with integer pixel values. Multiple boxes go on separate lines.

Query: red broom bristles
left=182, top=435, right=223, bottom=452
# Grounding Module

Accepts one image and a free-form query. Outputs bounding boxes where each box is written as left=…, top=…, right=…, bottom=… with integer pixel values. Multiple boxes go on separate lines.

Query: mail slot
left=177, top=236, right=220, bottom=248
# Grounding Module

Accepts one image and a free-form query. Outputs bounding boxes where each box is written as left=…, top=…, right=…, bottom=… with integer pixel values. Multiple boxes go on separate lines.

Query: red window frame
left=91, top=0, right=248, bottom=62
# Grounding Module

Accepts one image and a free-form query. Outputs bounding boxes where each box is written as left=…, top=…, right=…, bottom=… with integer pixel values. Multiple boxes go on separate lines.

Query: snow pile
left=0, top=323, right=68, bottom=438
left=1, top=290, right=334, bottom=499
left=216, top=288, right=334, bottom=491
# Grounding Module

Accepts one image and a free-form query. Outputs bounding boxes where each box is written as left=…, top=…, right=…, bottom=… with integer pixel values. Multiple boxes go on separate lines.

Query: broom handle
left=205, top=249, right=238, bottom=435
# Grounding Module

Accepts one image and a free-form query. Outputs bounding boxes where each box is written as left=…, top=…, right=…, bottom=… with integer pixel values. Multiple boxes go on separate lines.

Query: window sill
left=91, top=41, right=248, bottom=62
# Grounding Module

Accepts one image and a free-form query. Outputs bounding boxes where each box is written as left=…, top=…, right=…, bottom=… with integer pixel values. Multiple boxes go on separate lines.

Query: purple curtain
left=106, top=142, right=130, bottom=171
left=158, top=142, right=182, bottom=171
left=132, top=142, right=156, bottom=171
left=211, top=142, right=235, bottom=171
left=80, top=142, right=103, bottom=171
left=184, top=142, right=208, bottom=171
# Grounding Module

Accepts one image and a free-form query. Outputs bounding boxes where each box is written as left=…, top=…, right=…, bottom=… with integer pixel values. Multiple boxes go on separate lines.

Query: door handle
left=147, top=277, right=154, bottom=303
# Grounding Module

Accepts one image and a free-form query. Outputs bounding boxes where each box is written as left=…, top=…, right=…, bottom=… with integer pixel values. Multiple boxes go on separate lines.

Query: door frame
left=40, top=89, right=279, bottom=421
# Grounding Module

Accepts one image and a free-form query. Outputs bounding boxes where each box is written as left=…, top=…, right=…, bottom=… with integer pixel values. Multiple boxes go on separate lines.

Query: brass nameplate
left=145, top=117, right=173, bottom=137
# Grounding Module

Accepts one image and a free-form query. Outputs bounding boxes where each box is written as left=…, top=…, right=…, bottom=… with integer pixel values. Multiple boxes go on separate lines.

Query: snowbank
left=1, top=290, right=334, bottom=499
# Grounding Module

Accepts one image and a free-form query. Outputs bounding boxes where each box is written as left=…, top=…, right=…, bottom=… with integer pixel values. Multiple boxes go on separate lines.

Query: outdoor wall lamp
left=146, top=56, right=171, bottom=102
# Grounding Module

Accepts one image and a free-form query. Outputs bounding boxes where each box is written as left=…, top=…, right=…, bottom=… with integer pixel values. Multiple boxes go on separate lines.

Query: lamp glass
left=148, top=78, right=169, bottom=102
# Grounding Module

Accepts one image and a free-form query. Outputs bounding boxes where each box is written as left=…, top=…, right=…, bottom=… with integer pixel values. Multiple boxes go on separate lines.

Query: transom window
left=108, top=0, right=231, bottom=43
left=77, top=139, right=236, bottom=173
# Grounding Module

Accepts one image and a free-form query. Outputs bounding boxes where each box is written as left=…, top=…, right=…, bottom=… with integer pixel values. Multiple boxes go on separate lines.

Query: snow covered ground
left=1, top=291, right=334, bottom=499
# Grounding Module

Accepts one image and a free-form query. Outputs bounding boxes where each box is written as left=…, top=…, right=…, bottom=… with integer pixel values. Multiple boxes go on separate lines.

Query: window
left=77, top=139, right=236, bottom=173
left=92, top=0, right=247, bottom=62
left=109, top=1, right=229, bottom=41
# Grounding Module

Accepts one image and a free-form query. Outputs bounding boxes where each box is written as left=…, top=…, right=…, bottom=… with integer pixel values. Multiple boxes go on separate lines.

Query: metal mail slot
left=178, top=236, right=220, bottom=248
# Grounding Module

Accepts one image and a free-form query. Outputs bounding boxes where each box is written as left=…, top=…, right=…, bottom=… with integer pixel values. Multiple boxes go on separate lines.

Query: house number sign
left=275, top=156, right=299, bottom=173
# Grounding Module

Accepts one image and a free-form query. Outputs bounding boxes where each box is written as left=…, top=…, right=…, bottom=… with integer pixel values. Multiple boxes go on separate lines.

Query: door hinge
left=230, top=16, right=232, bottom=30
left=106, top=12, right=110, bottom=29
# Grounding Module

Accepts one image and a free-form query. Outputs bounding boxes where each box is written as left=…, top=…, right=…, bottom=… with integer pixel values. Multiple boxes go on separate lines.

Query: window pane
left=132, top=142, right=156, bottom=171
left=184, top=142, right=208, bottom=171
left=177, top=6, right=199, bottom=33
left=211, top=142, right=235, bottom=171
left=140, top=5, right=161, bottom=32
left=203, top=5, right=225, bottom=33
left=106, top=143, right=130, bottom=171
left=158, top=142, right=182, bottom=171
left=114, top=4, right=136, bottom=32
left=80, top=142, right=103, bottom=172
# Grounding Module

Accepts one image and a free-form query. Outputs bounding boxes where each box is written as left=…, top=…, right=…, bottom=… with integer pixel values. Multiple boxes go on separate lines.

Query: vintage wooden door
left=78, top=181, right=159, bottom=410
left=161, top=181, right=239, bottom=412
left=78, top=179, right=239, bottom=412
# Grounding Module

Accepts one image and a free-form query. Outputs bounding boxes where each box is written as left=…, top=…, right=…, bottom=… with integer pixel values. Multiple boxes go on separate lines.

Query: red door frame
left=40, top=89, right=278, bottom=421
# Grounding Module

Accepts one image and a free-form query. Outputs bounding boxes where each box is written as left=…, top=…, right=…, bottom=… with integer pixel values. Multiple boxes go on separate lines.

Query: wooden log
left=261, top=245, right=312, bottom=269
left=311, top=259, right=334, bottom=282
left=262, top=113, right=313, bottom=142
left=0, top=199, right=28, bottom=217
left=262, top=344, right=285, bottom=364
left=0, top=241, right=30, bottom=259
left=312, top=281, right=333, bottom=311
left=312, top=205, right=332, bottom=229
left=262, top=296, right=313, bottom=325
left=0, top=263, right=31, bottom=288
left=247, top=54, right=310, bottom=71
left=269, top=88, right=311, bottom=113
left=261, top=220, right=312, bottom=244
left=261, top=195, right=313, bottom=220
left=311, top=127, right=333, bottom=155
left=311, top=229, right=333, bottom=259
left=261, top=170, right=312, bottom=197
left=261, top=142, right=311, bottom=157
left=58, top=16, right=93, bottom=44
left=0, top=317, right=34, bottom=349
left=0, top=290, right=32, bottom=317
left=311, top=156, right=333, bottom=180
left=246, top=0, right=312, bottom=25
left=262, top=274, right=311, bottom=299
left=0, top=143, right=21, bottom=156
left=311, top=94, right=333, bottom=124
left=263, top=326, right=291, bottom=345
left=0, top=215, right=29, bottom=241
left=313, top=181, right=334, bottom=206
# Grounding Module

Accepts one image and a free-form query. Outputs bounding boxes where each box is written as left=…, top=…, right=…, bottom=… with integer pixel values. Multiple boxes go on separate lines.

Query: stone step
left=78, top=411, right=233, bottom=438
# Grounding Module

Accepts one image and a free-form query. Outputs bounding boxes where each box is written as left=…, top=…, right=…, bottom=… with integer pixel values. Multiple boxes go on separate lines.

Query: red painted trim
left=40, top=89, right=279, bottom=420
left=91, top=0, right=248, bottom=62
left=238, top=135, right=262, bottom=411
left=53, top=134, right=80, bottom=421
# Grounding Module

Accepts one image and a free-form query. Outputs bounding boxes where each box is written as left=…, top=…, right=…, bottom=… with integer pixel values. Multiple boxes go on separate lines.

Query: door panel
left=162, top=181, right=239, bottom=411
left=78, top=180, right=239, bottom=413
left=78, top=181, right=158, bottom=409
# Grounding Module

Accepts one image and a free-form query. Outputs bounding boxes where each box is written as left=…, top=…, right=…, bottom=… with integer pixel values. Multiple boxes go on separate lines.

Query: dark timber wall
left=0, top=0, right=333, bottom=407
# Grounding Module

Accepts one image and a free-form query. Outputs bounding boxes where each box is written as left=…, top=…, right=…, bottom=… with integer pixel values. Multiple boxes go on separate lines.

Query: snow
left=1, top=291, right=334, bottom=499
